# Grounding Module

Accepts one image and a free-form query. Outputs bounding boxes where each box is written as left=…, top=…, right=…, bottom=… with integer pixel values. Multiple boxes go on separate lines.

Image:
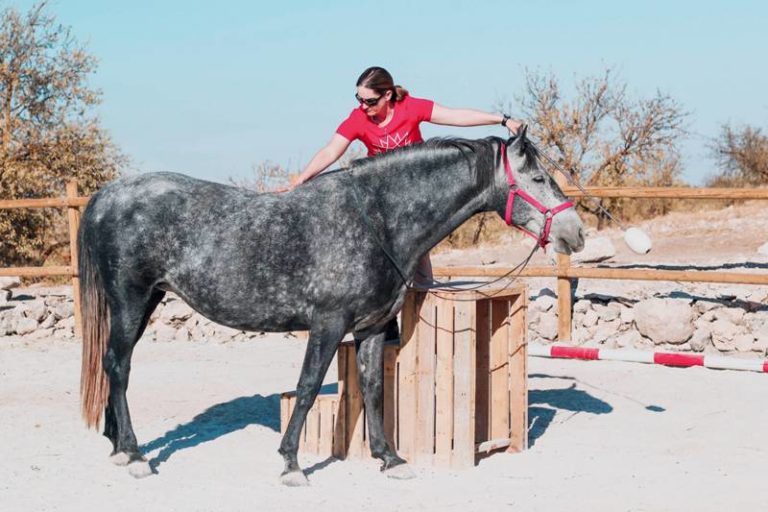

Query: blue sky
left=16, top=0, right=768, bottom=184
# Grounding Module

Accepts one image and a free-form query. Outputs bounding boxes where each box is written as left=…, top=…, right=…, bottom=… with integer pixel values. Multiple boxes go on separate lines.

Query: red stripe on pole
left=551, top=346, right=600, bottom=360
left=764, top=361, right=768, bottom=373
left=654, top=352, right=704, bottom=367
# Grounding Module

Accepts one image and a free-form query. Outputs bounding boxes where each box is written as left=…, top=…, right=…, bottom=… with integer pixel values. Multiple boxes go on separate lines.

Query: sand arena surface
left=1, top=335, right=767, bottom=512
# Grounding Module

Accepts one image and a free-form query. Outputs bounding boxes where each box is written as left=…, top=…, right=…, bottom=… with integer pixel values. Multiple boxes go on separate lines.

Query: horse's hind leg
left=103, top=287, right=165, bottom=478
left=278, top=314, right=347, bottom=486
left=355, top=333, right=413, bottom=478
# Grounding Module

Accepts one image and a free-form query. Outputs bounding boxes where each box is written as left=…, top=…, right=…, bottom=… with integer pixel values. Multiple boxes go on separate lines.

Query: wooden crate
left=280, top=286, right=528, bottom=468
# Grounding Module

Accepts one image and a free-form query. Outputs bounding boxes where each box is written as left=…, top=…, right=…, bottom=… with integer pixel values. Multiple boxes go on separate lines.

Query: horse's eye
left=533, top=175, right=546, bottom=183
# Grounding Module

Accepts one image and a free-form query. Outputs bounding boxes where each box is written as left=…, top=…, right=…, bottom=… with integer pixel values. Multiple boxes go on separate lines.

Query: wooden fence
left=2, top=181, right=768, bottom=342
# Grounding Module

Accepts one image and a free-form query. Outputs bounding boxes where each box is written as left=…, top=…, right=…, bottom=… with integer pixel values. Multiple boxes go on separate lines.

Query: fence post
left=66, top=180, right=82, bottom=338
left=557, top=253, right=572, bottom=342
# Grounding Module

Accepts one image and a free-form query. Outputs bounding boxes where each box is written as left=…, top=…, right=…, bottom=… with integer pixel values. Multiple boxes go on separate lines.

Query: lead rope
left=529, top=139, right=629, bottom=231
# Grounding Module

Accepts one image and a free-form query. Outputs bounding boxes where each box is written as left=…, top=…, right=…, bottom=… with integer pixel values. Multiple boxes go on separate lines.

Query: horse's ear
left=507, top=125, right=528, bottom=156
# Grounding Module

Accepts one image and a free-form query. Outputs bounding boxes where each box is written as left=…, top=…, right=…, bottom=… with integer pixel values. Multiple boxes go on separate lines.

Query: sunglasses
left=355, top=93, right=382, bottom=107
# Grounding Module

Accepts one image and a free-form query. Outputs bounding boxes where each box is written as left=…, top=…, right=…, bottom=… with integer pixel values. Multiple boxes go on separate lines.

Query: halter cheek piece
left=501, top=143, right=574, bottom=248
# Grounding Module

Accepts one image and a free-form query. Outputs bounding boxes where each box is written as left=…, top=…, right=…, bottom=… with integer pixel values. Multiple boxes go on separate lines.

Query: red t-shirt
left=336, top=95, right=435, bottom=156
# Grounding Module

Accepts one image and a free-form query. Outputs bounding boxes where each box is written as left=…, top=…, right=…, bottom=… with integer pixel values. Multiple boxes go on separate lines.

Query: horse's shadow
left=139, top=383, right=339, bottom=472
left=527, top=373, right=614, bottom=447
left=139, top=392, right=282, bottom=471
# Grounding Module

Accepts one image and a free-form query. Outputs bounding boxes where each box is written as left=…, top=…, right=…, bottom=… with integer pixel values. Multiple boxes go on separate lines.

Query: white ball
left=624, top=227, right=652, bottom=254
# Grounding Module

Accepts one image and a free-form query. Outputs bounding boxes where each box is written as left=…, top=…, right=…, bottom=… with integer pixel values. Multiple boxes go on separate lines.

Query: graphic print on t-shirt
left=375, top=131, right=412, bottom=153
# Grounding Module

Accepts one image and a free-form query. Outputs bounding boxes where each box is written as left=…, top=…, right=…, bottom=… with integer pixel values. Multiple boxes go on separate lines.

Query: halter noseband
left=501, top=142, right=574, bottom=248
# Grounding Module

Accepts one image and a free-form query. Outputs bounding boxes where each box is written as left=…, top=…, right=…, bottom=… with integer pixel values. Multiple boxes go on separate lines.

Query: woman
left=285, top=66, right=523, bottom=190
left=282, top=66, right=523, bottom=341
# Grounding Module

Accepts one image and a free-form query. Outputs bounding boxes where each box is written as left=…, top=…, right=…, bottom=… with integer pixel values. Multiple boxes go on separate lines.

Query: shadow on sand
left=139, top=383, right=340, bottom=472
left=527, top=373, right=613, bottom=447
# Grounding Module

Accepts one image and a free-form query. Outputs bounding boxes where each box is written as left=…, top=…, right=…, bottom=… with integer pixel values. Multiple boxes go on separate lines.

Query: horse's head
left=492, top=127, right=585, bottom=254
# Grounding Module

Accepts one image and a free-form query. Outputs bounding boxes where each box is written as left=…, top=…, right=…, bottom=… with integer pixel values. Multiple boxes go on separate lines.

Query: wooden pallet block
left=280, top=285, right=528, bottom=467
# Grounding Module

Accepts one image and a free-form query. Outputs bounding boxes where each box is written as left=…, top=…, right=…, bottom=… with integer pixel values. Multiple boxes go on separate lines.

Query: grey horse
left=78, top=129, right=584, bottom=483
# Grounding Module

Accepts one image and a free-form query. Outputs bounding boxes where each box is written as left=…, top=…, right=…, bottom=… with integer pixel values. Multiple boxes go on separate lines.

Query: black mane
left=342, top=136, right=510, bottom=190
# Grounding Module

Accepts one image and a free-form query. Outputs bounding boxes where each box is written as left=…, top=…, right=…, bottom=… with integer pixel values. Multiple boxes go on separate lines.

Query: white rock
left=689, top=328, right=712, bottom=352
left=595, top=303, right=620, bottom=322
left=51, top=302, right=74, bottom=320
left=714, top=307, right=745, bottom=325
left=624, top=227, right=652, bottom=254
left=572, top=326, right=595, bottom=345
left=710, top=319, right=741, bottom=351
left=582, top=310, right=598, bottom=328
left=58, top=316, right=75, bottom=329
left=532, top=295, right=556, bottom=313
left=758, top=241, right=768, bottom=256
left=594, top=320, right=621, bottom=343
left=615, top=329, right=642, bottom=348
left=21, top=300, right=48, bottom=322
left=15, top=317, right=39, bottom=336
left=694, top=300, right=720, bottom=314
left=40, top=314, right=56, bottom=329
left=534, top=315, right=559, bottom=341
left=619, top=305, right=635, bottom=325
left=733, top=334, right=755, bottom=352
left=573, top=299, right=592, bottom=314
left=634, top=298, right=694, bottom=345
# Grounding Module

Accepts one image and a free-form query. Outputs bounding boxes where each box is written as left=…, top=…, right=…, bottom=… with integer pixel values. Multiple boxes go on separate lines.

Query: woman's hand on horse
left=273, top=174, right=303, bottom=193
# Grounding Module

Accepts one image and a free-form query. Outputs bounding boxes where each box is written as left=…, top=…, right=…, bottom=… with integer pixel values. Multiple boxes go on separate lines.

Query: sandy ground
left=2, top=335, right=767, bottom=512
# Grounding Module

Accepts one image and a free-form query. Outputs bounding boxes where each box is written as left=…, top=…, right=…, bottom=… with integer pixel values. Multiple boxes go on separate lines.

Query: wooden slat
left=66, top=181, right=83, bottom=338
left=305, top=399, right=320, bottom=454
left=474, top=299, right=491, bottom=446
left=490, top=299, right=511, bottom=441
left=0, top=266, right=72, bottom=277
left=431, top=266, right=768, bottom=286
left=434, top=294, right=455, bottom=465
left=280, top=393, right=292, bottom=435
left=0, top=196, right=90, bottom=209
left=557, top=254, right=572, bottom=342
left=561, top=186, right=768, bottom=199
left=318, top=397, right=333, bottom=457
left=508, top=293, right=528, bottom=452
left=451, top=299, right=476, bottom=468
left=332, top=346, right=348, bottom=459
left=397, top=291, right=421, bottom=461
left=383, top=344, right=398, bottom=450
left=344, top=344, right=365, bottom=458
left=415, top=293, right=437, bottom=464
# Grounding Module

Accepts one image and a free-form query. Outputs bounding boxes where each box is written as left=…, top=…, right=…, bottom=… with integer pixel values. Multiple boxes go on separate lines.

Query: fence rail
left=1, top=182, right=766, bottom=342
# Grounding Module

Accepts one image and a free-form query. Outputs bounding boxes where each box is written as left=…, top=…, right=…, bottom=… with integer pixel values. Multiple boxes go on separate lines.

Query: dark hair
left=356, top=66, right=408, bottom=103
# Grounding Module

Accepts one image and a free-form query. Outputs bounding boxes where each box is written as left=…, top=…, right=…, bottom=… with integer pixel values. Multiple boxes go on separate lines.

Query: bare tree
left=497, top=68, right=688, bottom=229
left=0, top=2, right=124, bottom=266
left=708, top=124, right=768, bottom=186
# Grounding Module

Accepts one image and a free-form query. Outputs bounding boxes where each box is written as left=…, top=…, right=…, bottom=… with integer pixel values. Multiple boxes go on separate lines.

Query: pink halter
left=501, top=142, right=574, bottom=248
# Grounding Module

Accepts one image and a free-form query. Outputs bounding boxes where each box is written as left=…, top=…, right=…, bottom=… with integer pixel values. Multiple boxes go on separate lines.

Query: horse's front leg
left=278, top=315, right=347, bottom=486
left=355, top=332, right=414, bottom=479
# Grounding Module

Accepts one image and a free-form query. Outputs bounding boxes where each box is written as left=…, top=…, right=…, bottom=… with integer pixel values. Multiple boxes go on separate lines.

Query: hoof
left=383, top=463, right=416, bottom=480
left=109, top=452, right=131, bottom=466
left=128, top=460, right=153, bottom=479
left=280, top=470, right=310, bottom=487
